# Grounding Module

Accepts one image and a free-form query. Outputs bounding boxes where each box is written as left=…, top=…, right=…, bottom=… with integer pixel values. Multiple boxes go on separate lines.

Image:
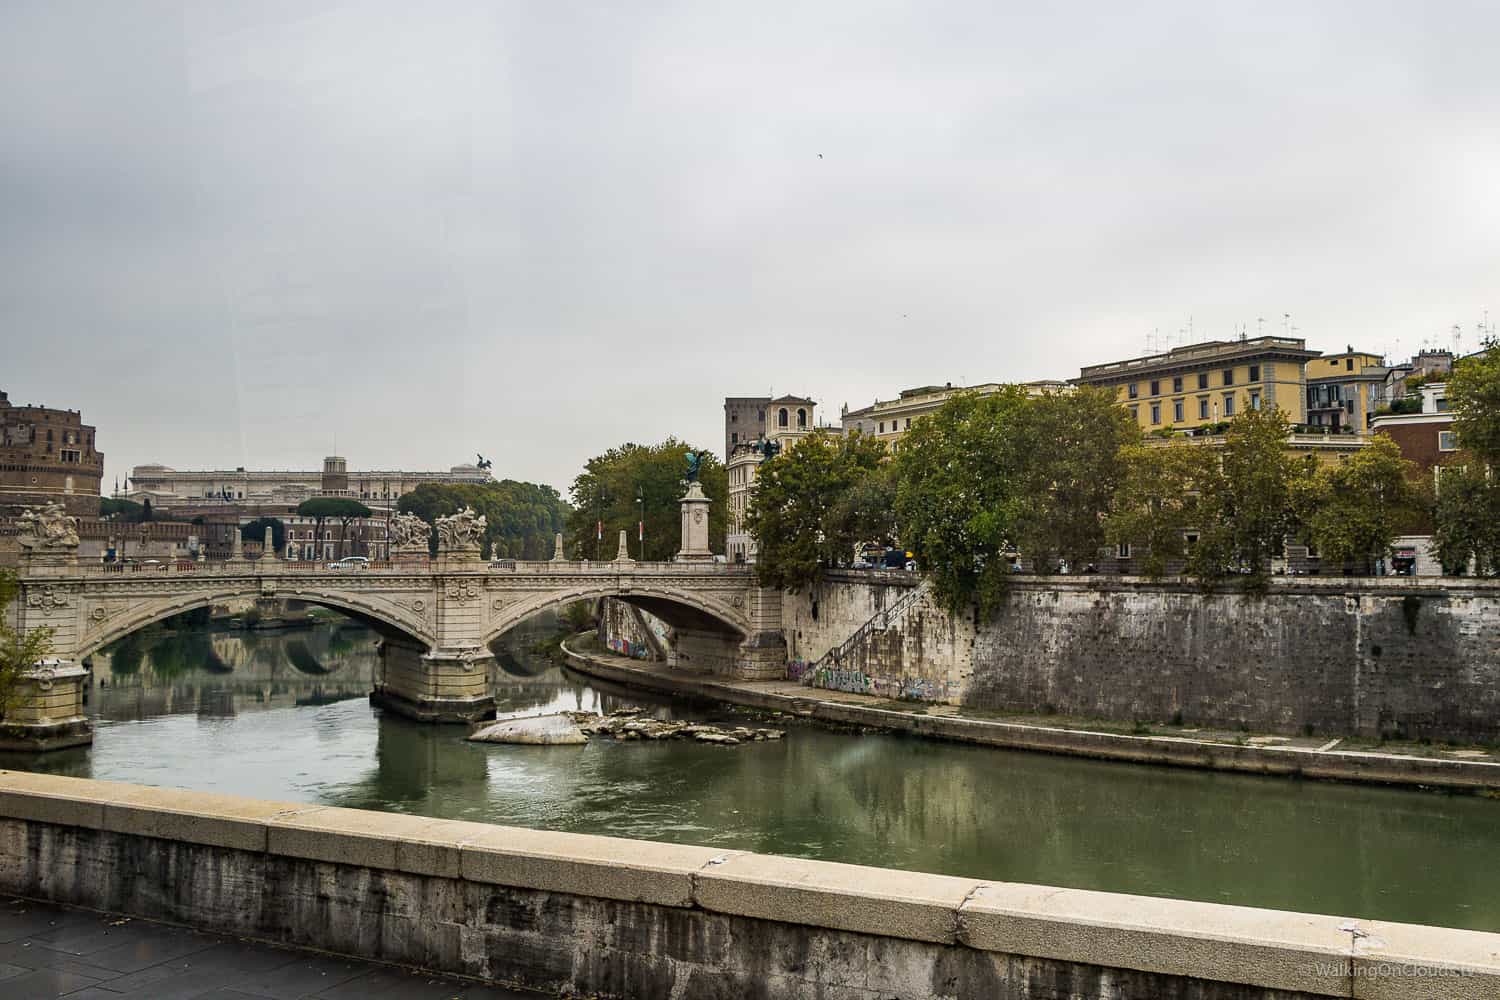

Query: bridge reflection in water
left=11, top=609, right=1500, bottom=935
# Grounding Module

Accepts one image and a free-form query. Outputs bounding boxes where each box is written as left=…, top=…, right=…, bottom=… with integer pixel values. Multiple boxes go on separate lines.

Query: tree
left=99, top=497, right=144, bottom=521
left=1192, top=408, right=1304, bottom=585
left=566, top=440, right=724, bottom=561
left=1009, top=388, right=1139, bottom=573
left=1106, top=441, right=1216, bottom=578
left=1432, top=465, right=1500, bottom=576
left=745, top=429, right=888, bottom=591
left=0, top=571, right=53, bottom=722
left=240, top=517, right=286, bottom=555
left=141, top=497, right=153, bottom=522
left=399, top=481, right=571, bottom=560
left=893, top=388, right=1033, bottom=616
left=1448, top=337, right=1500, bottom=465
left=1293, top=435, right=1419, bottom=574
left=296, top=498, right=372, bottom=560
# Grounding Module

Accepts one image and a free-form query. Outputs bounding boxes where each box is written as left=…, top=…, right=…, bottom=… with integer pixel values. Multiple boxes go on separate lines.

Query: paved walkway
left=0, top=896, right=537, bottom=999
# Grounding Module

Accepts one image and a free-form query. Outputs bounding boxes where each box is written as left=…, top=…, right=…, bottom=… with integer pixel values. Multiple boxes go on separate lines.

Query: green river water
left=12, top=613, right=1500, bottom=933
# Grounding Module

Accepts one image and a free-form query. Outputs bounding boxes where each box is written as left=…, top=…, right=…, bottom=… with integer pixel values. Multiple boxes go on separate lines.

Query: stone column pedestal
left=676, top=482, right=713, bottom=563
left=370, top=638, right=495, bottom=723
left=734, top=631, right=789, bottom=680
left=0, top=662, right=93, bottom=751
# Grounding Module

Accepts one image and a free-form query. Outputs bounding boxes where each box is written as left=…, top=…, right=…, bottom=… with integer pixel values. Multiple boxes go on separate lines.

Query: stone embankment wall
left=1, top=771, right=1492, bottom=999
left=784, top=574, right=1500, bottom=743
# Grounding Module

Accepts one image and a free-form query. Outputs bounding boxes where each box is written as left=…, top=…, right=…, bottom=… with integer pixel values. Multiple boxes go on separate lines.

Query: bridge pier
left=370, top=637, right=495, bottom=723
left=0, top=663, right=93, bottom=752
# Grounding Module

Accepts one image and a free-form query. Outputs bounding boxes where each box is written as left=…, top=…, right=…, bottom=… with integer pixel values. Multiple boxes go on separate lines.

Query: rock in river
left=468, top=713, right=589, bottom=745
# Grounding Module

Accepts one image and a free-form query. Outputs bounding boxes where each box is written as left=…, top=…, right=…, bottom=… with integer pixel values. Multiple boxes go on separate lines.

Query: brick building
left=0, top=390, right=104, bottom=516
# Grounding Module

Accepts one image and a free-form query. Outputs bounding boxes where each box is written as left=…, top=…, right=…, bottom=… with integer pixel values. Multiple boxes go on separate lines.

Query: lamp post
left=637, top=487, right=645, bottom=561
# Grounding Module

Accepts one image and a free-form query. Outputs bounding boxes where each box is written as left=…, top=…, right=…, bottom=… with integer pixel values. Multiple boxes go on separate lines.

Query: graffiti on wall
left=788, top=661, right=957, bottom=702
left=606, top=636, right=651, bottom=660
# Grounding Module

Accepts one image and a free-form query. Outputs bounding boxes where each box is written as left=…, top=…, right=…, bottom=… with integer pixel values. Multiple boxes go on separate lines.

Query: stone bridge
left=5, top=522, right=786, bottom=750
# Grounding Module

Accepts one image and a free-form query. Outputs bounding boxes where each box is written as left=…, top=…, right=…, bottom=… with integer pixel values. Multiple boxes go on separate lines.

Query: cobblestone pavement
left=0, top=896, right=540, bottom=999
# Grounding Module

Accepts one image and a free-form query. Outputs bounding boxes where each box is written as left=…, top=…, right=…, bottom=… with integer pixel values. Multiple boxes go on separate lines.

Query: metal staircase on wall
left=811, top=581, right=929, bottom=673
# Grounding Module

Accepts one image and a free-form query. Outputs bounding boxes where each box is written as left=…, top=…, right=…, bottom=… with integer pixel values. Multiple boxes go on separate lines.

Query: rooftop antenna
left=1452, top=323, right=1463, bottom=357
left=1282, top=313, right=1291, bottom=336
left=1257, top=316, right=1265, bottom=338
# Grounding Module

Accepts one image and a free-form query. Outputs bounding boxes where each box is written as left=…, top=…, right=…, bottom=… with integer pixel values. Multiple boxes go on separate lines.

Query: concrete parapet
left=0, top=771, right=1494, bottom=998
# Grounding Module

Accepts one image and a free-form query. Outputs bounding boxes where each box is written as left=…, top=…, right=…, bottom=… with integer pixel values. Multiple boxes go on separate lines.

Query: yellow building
left=1305, top=350, right=1388, bottom=434
left=1076, top=336, right=1320, bottom=432
left=839, top=379, right=1067, bottom=448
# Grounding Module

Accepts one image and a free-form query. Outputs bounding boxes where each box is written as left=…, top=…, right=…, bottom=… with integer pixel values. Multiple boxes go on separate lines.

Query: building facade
left=0, top=390, right=104, bottom=517
left=724, top=396, right=818, bottom=563
left=839, top=380, right=1067, bottom=448
left=1305, top=350, right=1388, bottom=434
left=125, top=457, right=491, bottom=509
left=1077, top=337, right=1320, bottom=433
left=1371, top=381, right=1456, bottom=480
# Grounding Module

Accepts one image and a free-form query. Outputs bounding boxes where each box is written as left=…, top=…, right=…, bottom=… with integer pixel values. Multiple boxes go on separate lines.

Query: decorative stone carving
left=26, top=586, right=71, bottom=614
left=445, top=579, right=480, bottom=604
left=390, top=512, right=430, bottom=551
left=435, top=507, right=486, bottom=554
left=18, top=503, right=80, bottom=549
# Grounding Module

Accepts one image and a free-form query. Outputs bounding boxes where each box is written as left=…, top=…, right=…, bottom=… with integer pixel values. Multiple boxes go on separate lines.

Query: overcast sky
left=4, top=1, right=1498, bottom=494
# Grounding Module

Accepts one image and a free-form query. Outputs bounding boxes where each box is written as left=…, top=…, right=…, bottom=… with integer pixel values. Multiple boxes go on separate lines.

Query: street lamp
left=636, top=487, right=645, bottom=561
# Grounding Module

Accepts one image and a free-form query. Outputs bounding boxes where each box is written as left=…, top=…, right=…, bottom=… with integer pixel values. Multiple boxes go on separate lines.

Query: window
left=778, top=408, right=789, bottom=427
left=904, top=418, right=911, bottom=429
left=1198, top=398, right=1209, bottom=420
left=1185, top=533, right=1199, bottom=547
left=1222, top=369, right=1234, bottom=386
left=1248, top=365, right=1260, bottom=382
left=1128, top=405, right=1138, bottom=422
left=1250, top=391, right=1262, bottom=411
left=1172, top=376, right=1183, bottom=393
left=1197, top=372, right=1209, bottom=390
left=1128, top=383, right=1139, bottom=399
left=1173, top=399, right=1184, bottom=422
left=1436, top=398, right=1450, bottom=412
left=731, top=432, right=738, bottom=444
left=1439, top=431, right=1458, bottom=451
left=730, top=413, right=737, bottom=423
left=1223, top=393, right=1235, bottom=416
left=1150, top=379, right=1160, bottom=396
left=797, top=408, right=807, bottom=428
left=60, top=449, right=80, bottom=463
left=1116, top=543, right=1131, bottom=559
left=1346, top=358, right=1354, bottom=371
left=758, top=410, right=765, bottom=421
left=1150, top=403, right=1161, bottom=425
left=879, top=422, right=885, bottom=433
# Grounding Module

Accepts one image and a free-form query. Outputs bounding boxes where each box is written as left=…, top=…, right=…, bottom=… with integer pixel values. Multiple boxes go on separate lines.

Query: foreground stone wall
left=784, top=576, right=1500, bottom=742
left=1, top=772, right=1492, bottom=999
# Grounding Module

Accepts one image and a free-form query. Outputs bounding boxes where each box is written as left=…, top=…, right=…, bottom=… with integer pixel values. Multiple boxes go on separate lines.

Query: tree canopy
left=295, top=498, right=373, bottom=520
left=240, top=517, right=286, bottom=552
left=566, top=439, right=724, bottom=561
left=1293, top=434, right=1420, bottom=574
left=1448, top=337, right=1500, bottom=466
left=399, top=481, right=571, bottom=559
left=745, top=429, right=889, bottom=591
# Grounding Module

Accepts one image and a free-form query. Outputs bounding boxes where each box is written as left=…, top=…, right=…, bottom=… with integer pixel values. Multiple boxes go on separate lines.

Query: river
left=12, top=612, right=1500, bottom=933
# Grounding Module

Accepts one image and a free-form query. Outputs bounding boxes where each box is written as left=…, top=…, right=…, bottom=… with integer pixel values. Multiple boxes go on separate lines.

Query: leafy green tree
left=100, top=497, right=144, bottom=521
left=1009, top=388, right=1139, bottom=573
left=1293, top=434, right=1419, bottom=574
left=399, top=481, right=571, bottom=559
left=893, top=388, right=1033, bottom=616
left=1106, top=441, right=1215, bottom=578
left=0, top=571, right=54, bottom=721
left=241, top=517, right=286, bottom=554
left=1448, top=337, right=1500, bottom=465
left=566, top=439, right=724, bottom=561
left=1432, top=465, right=1500, bottom=575
left=1191, top=408, right=1304, bottom=585
left=296, top=498, right=372, bottom=559
left=746, top=429, right=888, bottom=591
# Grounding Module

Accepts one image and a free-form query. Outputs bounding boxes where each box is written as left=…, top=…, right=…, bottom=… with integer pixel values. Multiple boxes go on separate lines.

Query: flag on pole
left=638, top=521, right=644, bottom=541
left=596, top=520, right=602, bottom=541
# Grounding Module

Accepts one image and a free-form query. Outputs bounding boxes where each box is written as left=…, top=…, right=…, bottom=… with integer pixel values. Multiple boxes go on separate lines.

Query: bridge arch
left=76, top=584, right=437, bottom=661
left=479, top=582, right=749, bottom=651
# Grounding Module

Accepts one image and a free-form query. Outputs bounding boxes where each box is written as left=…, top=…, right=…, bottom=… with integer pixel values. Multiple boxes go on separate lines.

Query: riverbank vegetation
left=0, top=570, right=52, bottom=720
left=746, top=339, right=1500, bottom=614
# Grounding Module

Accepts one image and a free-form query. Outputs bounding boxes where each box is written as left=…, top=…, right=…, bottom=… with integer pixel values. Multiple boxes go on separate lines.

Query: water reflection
left=10, top=610, right=1500, bottom=932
